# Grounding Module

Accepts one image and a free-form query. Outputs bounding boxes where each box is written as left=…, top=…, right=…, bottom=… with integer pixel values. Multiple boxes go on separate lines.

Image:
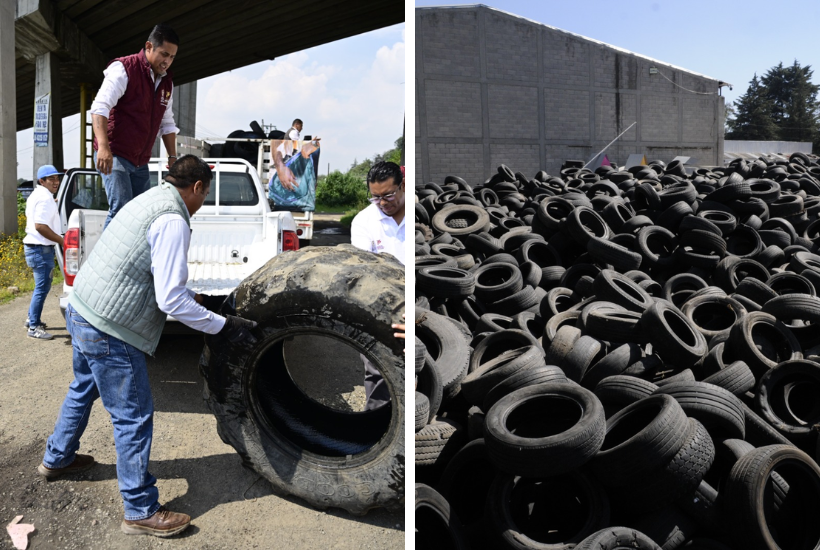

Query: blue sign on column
left=33, top=94, right=50, bottom=147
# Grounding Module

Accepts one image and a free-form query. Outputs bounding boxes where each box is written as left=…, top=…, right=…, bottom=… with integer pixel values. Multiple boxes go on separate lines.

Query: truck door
left=56, top=169, right=108, bottom=272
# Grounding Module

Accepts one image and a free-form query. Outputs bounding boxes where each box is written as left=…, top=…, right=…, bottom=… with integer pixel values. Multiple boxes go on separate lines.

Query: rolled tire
left=653, top=381, right=745, bottom=440
left=416, top=309, right=472, bottom=398
left=619, top=419, right=715, bottom=514
left=582, top=343, right=644, bottom=390
left=544, top=325, right=582, bottom=367
left=641, top=301, right=707, bottom=369
left=417, top=352, right=443, bottom=424
left=485, top=383, right=606, bottom=477
left=460, top=345, right=545, bottom=406
left=200, top=245, right=404, bottom=514
left=593, top=269, right=655, bottom=312
left=723, top=445, right=820, bottom=550
left=487, top=470, right=610, bottom=550
left=762, top=293, right=820, bottom=324
left=417, top=266, right=476, bottom=299
left=575, top=527, right=661, bottom=550
left=594, top=375, right=659, bottom=409
left=587, top=236, right=643, bottom=271
left=565, top=206, right=612, bottom=246
left=589, top=394, right=690, bottom=488
left=756, top=359, right=820, bottom=443
left=431, top=205, right=491, bottom=236
left=416, top=416, right=465, bottom=467
left=728, top=311, right=802, bottom=380
left=415, top=392, right=430, bottom=432
left=415, top=336, right=426, bottom=374
left=415, top=483, right=469, bottom=550
left=561, top=335, right=605, bottom=383
left=702, top=360, right=756, bottom=396
left=470, top=329, right=543, bottom=374
left=473, top=262, right=524, bottom=303
left=681, top=294, right=747, bottom=340
left=483, top=365, right=568, bottom=412
left=733, top=276, right=777, bottom=306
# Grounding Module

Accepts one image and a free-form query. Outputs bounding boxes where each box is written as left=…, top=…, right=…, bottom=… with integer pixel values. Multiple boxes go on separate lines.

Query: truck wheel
left=200, top=245, right=405, bottom=515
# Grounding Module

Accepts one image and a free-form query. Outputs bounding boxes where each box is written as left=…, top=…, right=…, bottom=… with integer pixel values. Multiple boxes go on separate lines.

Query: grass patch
left=0, top=201, right=63, bottom=305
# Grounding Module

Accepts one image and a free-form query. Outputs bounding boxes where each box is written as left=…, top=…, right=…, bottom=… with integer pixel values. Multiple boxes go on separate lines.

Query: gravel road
left=0, top=220, right=405, bottom=549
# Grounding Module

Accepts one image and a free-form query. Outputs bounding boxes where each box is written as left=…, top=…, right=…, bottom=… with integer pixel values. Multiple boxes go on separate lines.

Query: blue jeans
left=94, top=152, right=150, bottom=229
left=24, top=244, right=55, bottom=326
left=44, top=304, right=159, bottom=520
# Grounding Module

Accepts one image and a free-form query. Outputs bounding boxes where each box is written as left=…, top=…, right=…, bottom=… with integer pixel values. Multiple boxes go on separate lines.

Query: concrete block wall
left=416, top=5, right=726, bottom=186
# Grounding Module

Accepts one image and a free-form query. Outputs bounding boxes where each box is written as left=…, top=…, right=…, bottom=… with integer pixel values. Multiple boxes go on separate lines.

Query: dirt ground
left=0, top=222, right=405, bottom=550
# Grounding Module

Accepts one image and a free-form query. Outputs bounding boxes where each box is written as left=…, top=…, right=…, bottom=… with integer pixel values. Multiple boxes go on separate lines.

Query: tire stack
left=414, top=156, right=820, bottom=550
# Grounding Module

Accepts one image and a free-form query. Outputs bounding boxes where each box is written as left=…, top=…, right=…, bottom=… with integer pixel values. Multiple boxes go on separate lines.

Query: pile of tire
left=414, top=155, right=820, bottom=550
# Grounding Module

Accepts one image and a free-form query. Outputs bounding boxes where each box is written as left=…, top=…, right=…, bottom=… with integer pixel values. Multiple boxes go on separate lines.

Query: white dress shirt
left=23, top=185, right=62, bottom=246
left=287, top=128, right=300, bottom=141
left=90, top=61, right=180, bottom=137
left=350, top=203, right=406, bottom=265
left=147, top=213, right=226, bottom=333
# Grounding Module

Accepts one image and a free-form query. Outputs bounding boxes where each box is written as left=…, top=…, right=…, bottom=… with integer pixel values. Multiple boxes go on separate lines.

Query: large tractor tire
left=200, top=245, right=405, bottom=515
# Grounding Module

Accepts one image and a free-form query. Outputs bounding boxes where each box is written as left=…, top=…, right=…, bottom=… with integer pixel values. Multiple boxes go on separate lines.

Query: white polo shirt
left=350, top=203, right=405, bottom=265
left=23, top=185, right=62, bottom=246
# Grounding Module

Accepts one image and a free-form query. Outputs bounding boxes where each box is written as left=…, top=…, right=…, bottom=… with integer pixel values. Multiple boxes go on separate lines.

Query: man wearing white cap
left=24, top=165, right=65, bottom=340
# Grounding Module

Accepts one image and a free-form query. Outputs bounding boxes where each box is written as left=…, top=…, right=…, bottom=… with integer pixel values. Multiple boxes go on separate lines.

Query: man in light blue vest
left=37, top=155, right=256, bottom=538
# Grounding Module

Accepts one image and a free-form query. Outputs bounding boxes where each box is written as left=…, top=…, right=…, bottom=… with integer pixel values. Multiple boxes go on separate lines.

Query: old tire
left=200, top=245, right=405, bottom=515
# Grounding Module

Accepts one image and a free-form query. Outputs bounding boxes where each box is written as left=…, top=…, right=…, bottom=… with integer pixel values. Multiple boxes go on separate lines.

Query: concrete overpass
left=1, top=0, right=403, bottom=234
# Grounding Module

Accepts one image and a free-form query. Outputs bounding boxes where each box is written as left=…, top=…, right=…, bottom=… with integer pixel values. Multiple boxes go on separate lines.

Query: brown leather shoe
left=121, top=506, right=191, bottom=537
left=37, top=454, right=96, bottom=480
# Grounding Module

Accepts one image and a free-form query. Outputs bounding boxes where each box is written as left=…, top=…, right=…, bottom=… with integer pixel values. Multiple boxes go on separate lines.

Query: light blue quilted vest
left=70, top=182, right=190, bottom=355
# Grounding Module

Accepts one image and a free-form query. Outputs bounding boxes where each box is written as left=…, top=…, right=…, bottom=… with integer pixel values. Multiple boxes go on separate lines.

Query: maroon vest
left=94, top=51, right=174, bottom=167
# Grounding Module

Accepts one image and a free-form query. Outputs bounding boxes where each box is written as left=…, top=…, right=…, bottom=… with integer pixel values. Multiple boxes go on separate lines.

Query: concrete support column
left=153, top=81, right=197, bottom=157
left=0, top=0, right=16, bottom=235
left=174, top=81, right=197, bottom=137
left=32, top=51, right=63, bottom=179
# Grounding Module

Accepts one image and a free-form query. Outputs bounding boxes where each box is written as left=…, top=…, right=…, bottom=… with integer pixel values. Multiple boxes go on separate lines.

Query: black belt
left=24, top=243, right=50, bottom=247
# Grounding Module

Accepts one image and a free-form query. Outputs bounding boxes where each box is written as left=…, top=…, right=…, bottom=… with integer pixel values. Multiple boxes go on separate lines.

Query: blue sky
left=17, top=23, right=405, bottom=180
left=414, top=0, right=820, bottom=109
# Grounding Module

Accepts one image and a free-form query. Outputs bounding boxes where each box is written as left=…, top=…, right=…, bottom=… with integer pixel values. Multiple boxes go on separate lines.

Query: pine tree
left=781, top=61, right=819, bottom=144
left=759, top=60, right=820, bottom=144
left=726, top=74, right=779, bottom=140
left=761, top=62, right=789, bottom=126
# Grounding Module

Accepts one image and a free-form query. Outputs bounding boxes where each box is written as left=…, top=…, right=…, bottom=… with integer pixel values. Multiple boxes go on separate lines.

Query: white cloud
left=199, top=35, right=405, bottom=174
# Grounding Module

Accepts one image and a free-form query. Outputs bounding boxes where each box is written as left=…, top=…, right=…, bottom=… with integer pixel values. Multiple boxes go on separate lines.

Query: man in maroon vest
left=90, top=24, right=180, bottom=229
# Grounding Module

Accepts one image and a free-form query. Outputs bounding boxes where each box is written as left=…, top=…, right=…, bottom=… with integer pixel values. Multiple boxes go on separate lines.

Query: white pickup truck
left=54, top=157, right=300, bottom=317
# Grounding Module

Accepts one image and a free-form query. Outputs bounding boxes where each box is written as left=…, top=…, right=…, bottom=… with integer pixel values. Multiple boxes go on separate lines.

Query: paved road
left=0, top=216, right=403, bottom=550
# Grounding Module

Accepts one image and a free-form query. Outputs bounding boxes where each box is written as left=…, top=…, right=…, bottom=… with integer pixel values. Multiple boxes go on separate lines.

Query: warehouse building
left=415, top=5, right=728, bottom=185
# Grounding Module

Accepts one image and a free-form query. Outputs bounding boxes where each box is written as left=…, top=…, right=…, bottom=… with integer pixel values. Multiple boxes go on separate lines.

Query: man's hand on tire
left=219, top=315, right=258, bottom=344
left=393, top=314, right=405, bottom=351
left=197, top=293, right=229, bottom=313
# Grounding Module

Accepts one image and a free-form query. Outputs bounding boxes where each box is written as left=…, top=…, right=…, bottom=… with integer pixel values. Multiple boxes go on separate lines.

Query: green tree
left=726, top=74, right=779, bottom=140
left=782, top=61, right=820, bottom=144
left=759, top=60, right=820, bottom=144
left=316, top=170, right=367, bottom=207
